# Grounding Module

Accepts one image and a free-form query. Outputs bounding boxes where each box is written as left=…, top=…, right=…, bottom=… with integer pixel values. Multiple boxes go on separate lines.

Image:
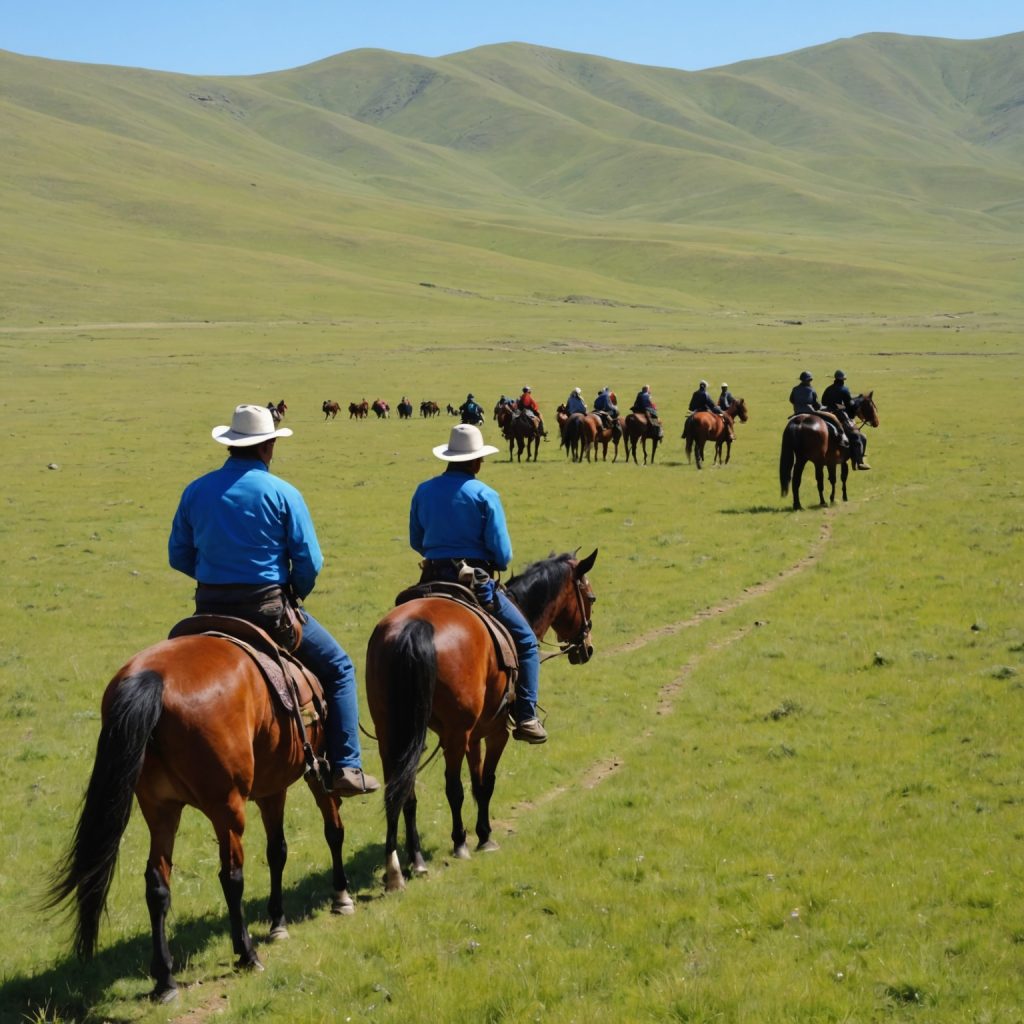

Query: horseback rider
left=459, top=392, right=484, bottom=425
left=593, top=386, right=619, bottom=422
left=687, top=379, right=733, bottom=441
left=822, top=370, right=870, bottom=470
left=410, top=424, right=547, bottom=744
left=565, top=386, right=588, bottom=416
left=517, top=386, right=548, bottom=437
left=168, top=403, right=380, bottom=797
left=719, top=383, right=735, bottom=411
left=788, top=371, right=821, bottom=415
left=630, top=383, right=663, bottom=439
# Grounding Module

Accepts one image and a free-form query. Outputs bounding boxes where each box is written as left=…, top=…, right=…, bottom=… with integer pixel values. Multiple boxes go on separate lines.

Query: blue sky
left=3, top=0, right=1020, bottom=76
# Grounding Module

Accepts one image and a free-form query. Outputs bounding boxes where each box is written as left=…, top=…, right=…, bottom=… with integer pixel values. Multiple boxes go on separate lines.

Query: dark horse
left=622, top=412, right=662, bottom=465
left=371, top=398, right=390, bottom=419
left=322, top=400, right=340, bottom=420
left=365, top=550, right=598, bottom=892
left=349, top=400, right=369, bottom=419
left=45, top=631, right=352, bottom=1002
left=397, top=399, right=414, bottom=420
left=780, top=392, right=879, bottom=509
left=268, top=400, right=287, bottom=424
left=496, top=404, right=542, bottom=462
left=682, top=397, right=749, bottom=470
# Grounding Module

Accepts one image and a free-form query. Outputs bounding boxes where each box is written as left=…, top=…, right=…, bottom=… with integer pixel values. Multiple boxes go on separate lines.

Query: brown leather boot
left=512, top=717, right=548, bottom=744
left=330, top=766, right=381, bottom=796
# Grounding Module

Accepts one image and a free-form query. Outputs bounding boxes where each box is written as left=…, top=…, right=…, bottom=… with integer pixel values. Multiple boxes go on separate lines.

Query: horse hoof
left=477, top=839, right=500, bottom=853
left=236, top=954, right=264, bottom=972
left=453, top=844, right=472, bottom=861
left=269, top=925, right=290, bottom=941
left=412, top=860, right=429, bottom=877
left=332, top=890, right=355, bottom=915
left=385, top=875, right=407, bottom=893
left=150, top=984, right=179, bottom=1004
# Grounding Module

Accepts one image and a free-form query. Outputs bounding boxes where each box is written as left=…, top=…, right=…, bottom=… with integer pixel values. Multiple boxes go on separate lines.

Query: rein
left=538, top=569, right=592, bottom=663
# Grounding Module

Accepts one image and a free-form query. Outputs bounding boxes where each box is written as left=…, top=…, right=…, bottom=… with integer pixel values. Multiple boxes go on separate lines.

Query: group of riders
left=460, top=373, right=869, bottom=469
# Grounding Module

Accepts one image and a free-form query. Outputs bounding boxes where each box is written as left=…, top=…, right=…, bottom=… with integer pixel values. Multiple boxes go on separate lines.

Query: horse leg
left=469, top=732, right=509, bottom=853
left=301, top=778, right=354, bottom=913
left=840, top=462, right=849, bottom=503
left=815, top=463, right=827, bottom=507
left=255, top=792, right=290, bottom=940
left=213, top=796, right=262, bottom=972
left=443, top=745, right=470, bottom=859
left=695, top=439, right=703, bottom=470
left=401, top=790, right=429, bottom=878
left=725, top=439, right=732, bottom=465
left=792, top=457, right=805, bottom=510
left=140, top=799, right=183, bottom=1002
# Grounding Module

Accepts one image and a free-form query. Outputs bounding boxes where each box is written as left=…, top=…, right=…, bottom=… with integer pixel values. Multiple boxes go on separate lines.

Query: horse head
left=855, top=391, right=879, bottom=428
left=731, top=398, right=749, bottom=422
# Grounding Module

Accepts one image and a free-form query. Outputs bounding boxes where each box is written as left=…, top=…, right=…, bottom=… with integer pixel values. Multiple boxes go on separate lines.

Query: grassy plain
left=1, top=306, right=1022, bottom=1023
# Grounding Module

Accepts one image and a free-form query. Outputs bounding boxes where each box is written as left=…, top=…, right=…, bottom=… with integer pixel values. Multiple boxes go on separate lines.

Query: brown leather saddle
left=168, top=614, right=326, bottom=727
left=393, top=581, right=520, bottom=699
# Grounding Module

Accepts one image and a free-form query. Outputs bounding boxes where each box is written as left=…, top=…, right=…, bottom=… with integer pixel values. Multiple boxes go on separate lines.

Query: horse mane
left=505, top=552, right=574, bottom=621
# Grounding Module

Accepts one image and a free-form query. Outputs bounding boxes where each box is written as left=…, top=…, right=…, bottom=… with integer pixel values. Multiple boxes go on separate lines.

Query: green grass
left=1, top=311, right=1022, bottom=1023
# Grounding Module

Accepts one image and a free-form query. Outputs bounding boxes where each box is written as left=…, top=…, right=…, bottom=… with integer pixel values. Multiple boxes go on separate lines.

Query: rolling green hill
left=1, top=32, right=1022, bottom=325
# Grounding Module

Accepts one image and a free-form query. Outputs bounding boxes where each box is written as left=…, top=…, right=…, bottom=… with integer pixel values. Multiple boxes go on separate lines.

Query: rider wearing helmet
left=821, top=370, right=870, bottom=470
left=565, top=386, right=587, bottom=416
left=517, top=386, right=548, bottom=437
left=459, top=393, right=484, bottom=425
left=788, top=371, right=820, bottom=415
left=593, top=386, right=618, bottom=420
left=687, top=379, right=732, bottom=441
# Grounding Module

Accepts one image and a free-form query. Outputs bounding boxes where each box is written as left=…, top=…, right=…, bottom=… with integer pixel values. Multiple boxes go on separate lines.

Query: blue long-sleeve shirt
left=409, top=468, right=513, bottom=570
left=169, top=458, right=323, bottom=598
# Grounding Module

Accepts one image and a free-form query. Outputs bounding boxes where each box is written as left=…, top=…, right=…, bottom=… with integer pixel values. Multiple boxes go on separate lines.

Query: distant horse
left=268, top=400, right=287, bottom=424
left=683, top=397, right=749, bottom=469
left=496, top=404, right=542, bottom=462
left=565, top=412, right=598, bottom=463
left=372, top=399, right=390, bottom=419
left=420, top=400, right=440, bottom=418
left=780, top=392, right=878, bottom=509
left=397, top=399, right=413, bottom=420
left=349, top=400, right=369, bottom=419
left=45, top=626, right=352, bottom=1002
left=446, top=403, right=459, bottom=416
left=591, top=413, right=621, bottom=462
left=365, top=549, right=598, bottom=891
left=322, top=400, right=340, bottom=420
left=622, top=412, right=663, bottom=465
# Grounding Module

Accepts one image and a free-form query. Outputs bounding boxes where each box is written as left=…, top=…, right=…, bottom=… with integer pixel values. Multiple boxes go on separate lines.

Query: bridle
left=539, top=569, right=595, bottom=665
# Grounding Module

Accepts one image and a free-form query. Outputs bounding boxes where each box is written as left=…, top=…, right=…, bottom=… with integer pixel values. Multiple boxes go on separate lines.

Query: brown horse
left=780, top=392, right=878, bottom=509
left=622, top=412, right=663, bottom=464
left=268, top=400, right=287, bottom=424
left=420, top=400, right=440, bottom=418
left=322, top=400, right=340, bottom=420
left=371, top=399, right=390, bottom=419
left=591, top=412, right=621, bottom=462
left=365, top=550, right=598, bottom=892
left=349, top=400, right=369, bottom=419
left=564, top=412, right=598, bottom=462
left=683, top=398, right=749, bottom=469
left=496, top=404, right=542, bottom=462
left=45, top=632, right=352, bottom=1002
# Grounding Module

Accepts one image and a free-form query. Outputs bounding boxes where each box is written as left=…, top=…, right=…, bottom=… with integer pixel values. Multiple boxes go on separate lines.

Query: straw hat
left=432, top=424, right=500, bottom=462
left=212, top=404, right=293, bottom=446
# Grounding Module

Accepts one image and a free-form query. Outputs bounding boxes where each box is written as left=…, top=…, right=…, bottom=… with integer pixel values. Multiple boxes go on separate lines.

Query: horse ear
left=575, top=549, right=598, bottom=576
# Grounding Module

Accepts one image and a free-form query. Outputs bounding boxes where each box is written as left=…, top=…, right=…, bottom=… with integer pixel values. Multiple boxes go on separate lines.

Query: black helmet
left=799, top=371, right=813, bottom=383
left=467, top=393, right=474, bottom=400
left=834, top=370, right=846, bottom=381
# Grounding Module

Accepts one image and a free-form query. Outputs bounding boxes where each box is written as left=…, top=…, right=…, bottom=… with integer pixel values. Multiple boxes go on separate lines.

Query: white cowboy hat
left=721, top=382, right=729, bottom=389
left=212, top=404, right=293, bottom=446
left=573, top=386, right=582, bottom=395
left=699, top=379, right=708, bottom=387
left=432, top=424, right=500, bottom=462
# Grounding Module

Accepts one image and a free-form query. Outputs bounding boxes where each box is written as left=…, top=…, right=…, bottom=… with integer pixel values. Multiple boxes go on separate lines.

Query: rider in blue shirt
left=169, top=404, right=379, bottom=797
left=410, top=424, right=547, bottom=744
left=565, top=387, right=587, bottom=416
left=788, top=372, right=820, bottom=415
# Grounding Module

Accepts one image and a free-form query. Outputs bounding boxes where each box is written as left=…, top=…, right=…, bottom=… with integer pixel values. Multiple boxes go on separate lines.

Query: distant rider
left=687, top=379, right=732, bottom=441
left=788, top=371, right=821, bottom=415
left=593, top=386, right=618, bottom=421
left=565, top=387, right=587, bottom=416
left=517, top=386, right=548, bottom=437
left=459, top=393, right=484, bottom=425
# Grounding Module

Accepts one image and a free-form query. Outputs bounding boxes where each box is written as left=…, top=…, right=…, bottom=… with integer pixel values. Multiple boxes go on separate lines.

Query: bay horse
left=683, top=397, right=749, bottom=469
left=496, top=404, right=542, bottom=462
left=780, top=392, right=878, bottom=509
left=365, top=549, right=597, bottom=892
left=322, top=400, right=340, bottom=420
left=590, top=412, right=621, bottom=462
left=349, top=400, right=369, bottom=419
left=564, top=412, right=598, bottom=463
left=622, top=412, right=662, bottom=465
left=45, top=631, right=353, bottom=1002
left=371, top=398, right=390, bottom=419
left=268, top=400, right=287, bottom=424
left=420, top=400, right=440, bottom=418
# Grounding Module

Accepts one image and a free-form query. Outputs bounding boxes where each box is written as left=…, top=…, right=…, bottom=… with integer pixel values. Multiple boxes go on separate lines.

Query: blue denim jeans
left=294, top=612, right=362, bottom=770
left=492, top=589, right=541, bottom=720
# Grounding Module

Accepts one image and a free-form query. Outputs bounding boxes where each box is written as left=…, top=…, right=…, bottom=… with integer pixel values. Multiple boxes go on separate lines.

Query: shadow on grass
left=720, top=505, right=794, bottom=515
left=1, top=840, right=386, bottom=1023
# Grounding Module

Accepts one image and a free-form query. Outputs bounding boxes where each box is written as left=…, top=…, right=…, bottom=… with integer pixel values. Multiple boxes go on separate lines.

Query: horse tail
left=382, top=619, right=437, bottom=825
left=44, top=669, right=164, bottom=960
left=683, top=417, right=695, bottom=460
left=780, top=423, right=796, bottom=497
